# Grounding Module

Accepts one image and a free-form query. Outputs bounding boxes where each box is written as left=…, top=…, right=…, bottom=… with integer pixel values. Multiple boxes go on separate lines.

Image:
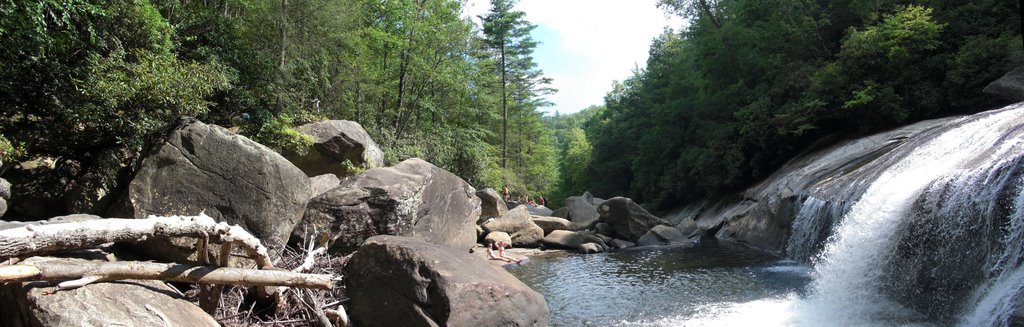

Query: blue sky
left=463, top=0, right=683, bottom=115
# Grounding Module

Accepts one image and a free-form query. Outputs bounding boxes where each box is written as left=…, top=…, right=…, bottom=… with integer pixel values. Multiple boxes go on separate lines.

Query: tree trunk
left=0, top=261, right=333, bottom=290
left=501, top=42, right=508, bottom=169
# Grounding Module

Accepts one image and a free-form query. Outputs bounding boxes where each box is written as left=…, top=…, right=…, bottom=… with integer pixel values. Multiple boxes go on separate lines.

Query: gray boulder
left=598, top=197, right=670, bottom=242
left=308, top=174, right=341, bottom=198
left=286, top=120, right=384, bottom=178
left=296, top=158, right=481, bottom=253
left=0, top=178, right=11, bottom=200
left=0, top=257, right=218, bottom=327
left=609, top=239, right=636, bottom=249
left=476, top=188, right=508, bottom=222
left=527, top=205, right=553, bottom=216
left=578, top=242, right=605, bottom=254
left=482, top=206, right=544, bottom=247
left=345, top=235, right=549, bottom=327
left=542, top=230, right=585, bottom=249
left=565, top=192, right=601, bottom=230
left=531, top=216, right=573, bottom=235
left=637, top=225, right=691, bottom=246
left=984, top=66, right=1024, bottom=102
left=551, top=207, right=569, bottom=218
left=484, top=231, right=512, bottom=246
left=110, top=120, right=311, bottom=260
left=595, top=222, right=612, bottom=235
left=578, top=230, right=609, bottom=248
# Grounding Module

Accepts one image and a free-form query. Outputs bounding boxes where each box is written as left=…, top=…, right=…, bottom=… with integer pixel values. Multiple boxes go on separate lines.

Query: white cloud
left=463, top=0, right=682, bottom=114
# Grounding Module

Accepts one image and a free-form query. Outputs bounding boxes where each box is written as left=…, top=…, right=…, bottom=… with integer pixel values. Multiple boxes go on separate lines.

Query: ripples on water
left=506, top=241, right=813, bottom=326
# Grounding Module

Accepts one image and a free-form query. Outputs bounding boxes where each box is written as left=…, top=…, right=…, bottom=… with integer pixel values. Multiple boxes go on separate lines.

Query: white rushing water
left=961, top=175, right=1024, bottom=326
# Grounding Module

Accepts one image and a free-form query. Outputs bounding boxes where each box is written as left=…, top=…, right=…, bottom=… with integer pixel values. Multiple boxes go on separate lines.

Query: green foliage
left=246, top=113, right=314, bottom=155
left=583, top=1, right=1022, bottom=212
left=0, top=134, right=26, bottom=163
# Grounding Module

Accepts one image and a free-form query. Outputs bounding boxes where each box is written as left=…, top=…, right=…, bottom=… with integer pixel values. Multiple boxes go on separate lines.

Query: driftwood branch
left=0, top=261, right=333, bottom=290
left=0, top=214, right=273, bottom=268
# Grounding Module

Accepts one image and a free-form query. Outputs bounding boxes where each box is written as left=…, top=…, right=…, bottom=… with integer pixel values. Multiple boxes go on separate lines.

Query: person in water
left=487, top=240, right=522, bottom=263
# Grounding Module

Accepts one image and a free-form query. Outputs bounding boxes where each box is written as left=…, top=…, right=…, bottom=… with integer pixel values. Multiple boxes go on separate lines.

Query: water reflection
left=507, top=240, right=812, bottom=326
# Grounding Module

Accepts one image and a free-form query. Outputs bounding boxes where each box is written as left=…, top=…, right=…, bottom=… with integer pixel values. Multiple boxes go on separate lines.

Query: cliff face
left=664, top=116, right=962, bottom=256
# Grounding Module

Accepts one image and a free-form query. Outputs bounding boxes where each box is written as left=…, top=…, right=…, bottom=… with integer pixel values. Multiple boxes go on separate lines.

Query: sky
left=462, top=0, right=684, bottom=115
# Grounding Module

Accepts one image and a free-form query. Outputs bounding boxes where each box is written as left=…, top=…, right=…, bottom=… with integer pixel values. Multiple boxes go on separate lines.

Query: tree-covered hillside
left=0, top=0, right=558, bottom=195
left=580, top=0, right=1023, bottom=211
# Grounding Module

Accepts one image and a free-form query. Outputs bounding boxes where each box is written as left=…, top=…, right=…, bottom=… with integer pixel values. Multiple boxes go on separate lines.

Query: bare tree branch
left=0, top=261, right=333, bottom=289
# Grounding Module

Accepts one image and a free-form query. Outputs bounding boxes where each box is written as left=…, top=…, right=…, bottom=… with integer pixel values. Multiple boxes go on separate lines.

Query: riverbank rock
left=598, top=197, right=671, bottom=242
left=345, top=235, right=549, bottom=327
left=609, top=239, right=636, bottom=249
left=484, top=231, right=512, bottom=245
left=532, top=216, right=572, bottom=234
left=542, top=230, right=585, bottom=249
left=637, top=225, right=691, bottom=246
left=0, top=257, right=217, bottom=327
left=578, top=242, right=605, bottom=254
left=110, top=120, right=311, bottom=260
left=296, top=158, right=481, bottom=253
left=0, top=177, right=9, bottom=217
left=984, top=66, right=1024, bottom=102
left=565, top=192, right=602, bottom=230
left=482, top=206, right=544, bottom=247
left=476, top=188, right=508, bottom=222
left=551, top=207, right=569, bottom=218
left=286, top=120, right=384, bottom=178
left=527, top=205, right=553, bottom=216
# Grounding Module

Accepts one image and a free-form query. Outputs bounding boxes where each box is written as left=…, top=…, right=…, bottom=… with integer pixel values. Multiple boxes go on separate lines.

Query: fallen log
left=0, top=261, right=333, bottom=290
left=0, top=214, right=273, bottom=268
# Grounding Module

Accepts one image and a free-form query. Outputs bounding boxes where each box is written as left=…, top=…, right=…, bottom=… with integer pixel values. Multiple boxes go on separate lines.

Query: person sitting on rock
left=487, top=240, right=522, bottom=263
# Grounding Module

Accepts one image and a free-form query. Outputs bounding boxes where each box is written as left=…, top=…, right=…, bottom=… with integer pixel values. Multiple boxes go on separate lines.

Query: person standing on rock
left=503, top=184, right=510, bottom=201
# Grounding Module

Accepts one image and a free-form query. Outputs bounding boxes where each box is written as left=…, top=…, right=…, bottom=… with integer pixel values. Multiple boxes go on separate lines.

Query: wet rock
left=637, top=225, right=691, bottom=246
left=578, top=242, right=605, bottom=254
left=598, top=197, right=670, bottom=242
left=344, top=235, right=549, bottom=327
left=541, top=230, right=585, bottom=250
left=609, top=239, right=636, bottom=249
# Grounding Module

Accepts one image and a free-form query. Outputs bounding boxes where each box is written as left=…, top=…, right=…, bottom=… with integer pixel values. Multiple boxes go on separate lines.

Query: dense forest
left=0, top=0, right=557, bottom=198
left=2, top=0, right=1022, bottom=215
left=572, top=0, right=1023, bottom=211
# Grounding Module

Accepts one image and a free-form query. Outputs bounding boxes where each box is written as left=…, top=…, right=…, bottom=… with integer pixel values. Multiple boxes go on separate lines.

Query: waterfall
left=790, top=105, right=1024, bottom=326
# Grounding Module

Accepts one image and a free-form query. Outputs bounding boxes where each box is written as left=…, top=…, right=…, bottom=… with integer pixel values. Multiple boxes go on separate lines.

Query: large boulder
left=308, top=174, right=341, bottom=198
left=484, top=231, right=512, bottom=246
left=476, top=188, right=508, bottom=222
left=598, top=197, right=670, bottom=242
left=541, top=230, right=585, bottom=249
left=0, top=177, right=9, bottom=217
left=551, top=207, right=569, bottom=218
left=531, top=216, right=572, bottom=235
left=296, top=158, right=481, bottom=253
left=565, top=191, right=601, bottom=230
left=286, top=120, right=384, bottom=178
left=481, top=206, right=544, bottom=247
left=527, top=205, right=553, bottom=216
left=344, top=235, right=549, bottom=327
left=984, top=66, right=1024, bottom=102
left=110, top=120, right=312, bottom=259
left=636, top=225, right=691, bottom=246
left=0, top=257, right=217, bottom=327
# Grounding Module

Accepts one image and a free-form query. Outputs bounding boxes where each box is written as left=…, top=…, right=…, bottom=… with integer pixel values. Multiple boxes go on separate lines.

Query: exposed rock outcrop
left=296, top=158, right=481, bottom=253
left=527, top=205, right=553, bottom=216
left=476, top=188, right=508, bottom=222
left=484, top=231, right=512, bottom=246
left=482, top=206, right=544, bottom=247
left=564, top=192, right=602, bottom=230
left=597, top=197, right=670, bottom=242
left=110, top=120, right=311, bottom=259
left=637, top=225, right=692, bottom=246
left=308, top=174, right=341, bottom=198
left=531, top=216, right=572, bottom=235
left=344, top=235, right=549, bottom=327
left=984, top=66, right=1024, bottom=102
left=286, top=120, right=384, bottom=178
left=541, top=230, right=585, bottom=249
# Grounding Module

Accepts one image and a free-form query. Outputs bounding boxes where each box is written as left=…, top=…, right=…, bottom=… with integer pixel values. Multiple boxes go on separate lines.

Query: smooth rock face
left=344, top=235, right=549, bottom=327
left=0, top=257, right=218, bottom=327
left=598, top=197, right=670, bottom=242
left=531, top=216, right=573, bottom=235
left=476, top=188, right=508, bottom=222
left=609, top=239, right=636, bottom=249
left=287, top=120, right=384, bottom=178
left=542, top=230, right=585, bottom=249
left=637, top=225, right=691, bottom=246
left=565, top=192, right=601, bottom=230
left=578, top=242, right=605, bottom=254
left=297, top=158, right=481, bottom=253
left=308, top=174, right=342, bottom=198
left=111, top=120, right=312, bottom=258
left=484, top=231, right=512, bottom=246
left=984, top=66, right=1024, bottom=102
left=663, top=117, right=959, bottom=255
left=482, top=206, right=544, bottom=247
left=551, top=207, right=569, bottom=218
left=527, top=205, right=553, bottom=216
